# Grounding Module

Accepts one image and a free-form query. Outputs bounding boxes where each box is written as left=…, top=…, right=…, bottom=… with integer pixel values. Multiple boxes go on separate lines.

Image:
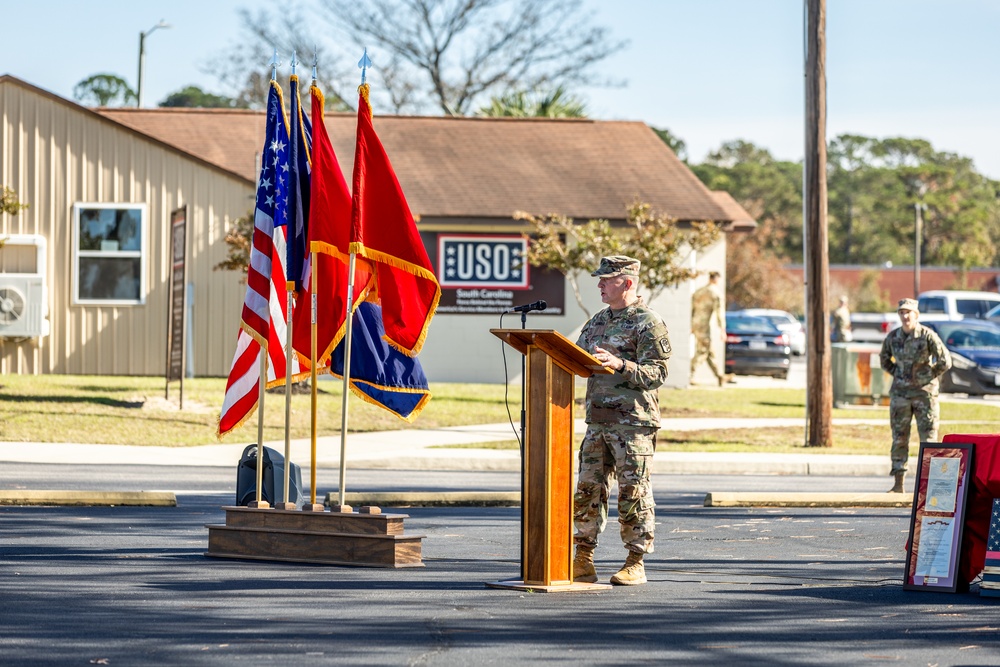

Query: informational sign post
left=165, top=206, right=188, bottom=408
left=904, top=441, right=974, bottom=593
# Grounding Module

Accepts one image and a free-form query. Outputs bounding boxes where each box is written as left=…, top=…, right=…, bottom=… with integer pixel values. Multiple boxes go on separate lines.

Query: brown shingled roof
left=97, top=106, right=733, bottom=223
left=711, top=191, right=758, bottom=231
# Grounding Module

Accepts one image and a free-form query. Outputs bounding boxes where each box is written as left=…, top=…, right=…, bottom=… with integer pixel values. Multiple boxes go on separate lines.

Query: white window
left=72, top=203, right=147, bottom=305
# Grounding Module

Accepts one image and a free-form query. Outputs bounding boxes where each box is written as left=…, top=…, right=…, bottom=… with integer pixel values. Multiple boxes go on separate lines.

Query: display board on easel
left=904, top=442, right=974, bottom=593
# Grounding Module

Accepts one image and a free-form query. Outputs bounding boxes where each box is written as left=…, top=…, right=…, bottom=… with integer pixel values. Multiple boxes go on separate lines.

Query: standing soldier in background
left=879, top=298, right=952, bottom=493
left=831, top=295, right=853, bottom=342
left=574, top=255, right=671, bottom=586
left=690, top=271, right=725, bottom=386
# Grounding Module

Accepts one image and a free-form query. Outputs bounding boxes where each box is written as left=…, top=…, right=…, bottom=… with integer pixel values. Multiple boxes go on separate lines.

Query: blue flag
left=329, top=302, right=431, bottom=422
left=286, top=74, right=312, bottom=292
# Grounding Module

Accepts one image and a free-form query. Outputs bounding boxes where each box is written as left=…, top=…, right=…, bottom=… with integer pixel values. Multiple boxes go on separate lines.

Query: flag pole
left=333, top=51, right=372, bottom=512
left=304, top=56, right=324, bottom=512
left=336, top=252, right=357, bottom=510
left=309, top=250, right=319, bottom=507
left=252, top=351, right=269, bottom=508
left=281, top=279, right=294, bottom=508
left=249, top=50, right=283, bottom=511
left=278, top=53, right=301, bottom=511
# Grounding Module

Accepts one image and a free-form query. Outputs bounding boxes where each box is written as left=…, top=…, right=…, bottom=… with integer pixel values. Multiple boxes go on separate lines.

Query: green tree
left=851, top=269, right=892, bottom=313
left=222, top=0, right=623, bottom=115
left=827, top=135, right=1000, bottom=271
left=73, top=73, right=137, bottom=107
left=214, top=211, right=253, bottom=281
left=691, top=141, right=803, bottom=260
left=159, top=86, right=239, bottom=108
left=651, top=126, right=687, bottom=162
left=725, top=216, right=803, bottom=313
left=477, top=86, right=587, bottom=118
left=1, top=186, right=28, bottom=216
left=517, top=203, right=721, bottom=317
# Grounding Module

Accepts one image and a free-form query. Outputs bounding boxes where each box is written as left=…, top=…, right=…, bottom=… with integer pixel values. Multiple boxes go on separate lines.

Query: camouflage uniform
left=575, top=296, right=671, bottom=554
left=879, top=322, right=951, bottom=474
left=690, top=281, right=724, bottom=381
left=831, top=304, right=852, bottom=342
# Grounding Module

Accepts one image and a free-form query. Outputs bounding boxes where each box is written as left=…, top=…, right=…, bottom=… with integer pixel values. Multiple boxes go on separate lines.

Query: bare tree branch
left=222, top=0, right=623, bottom=115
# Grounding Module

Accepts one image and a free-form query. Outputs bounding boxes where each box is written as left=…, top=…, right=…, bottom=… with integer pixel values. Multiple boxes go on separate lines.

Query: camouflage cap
left=897, top=298, right=919, bottom=312
left=591, top=255, right=640, bottom=278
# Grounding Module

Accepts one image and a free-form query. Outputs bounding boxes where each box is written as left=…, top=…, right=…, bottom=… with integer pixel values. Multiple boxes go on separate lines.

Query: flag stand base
left=486, top=579, right=612, bottom=593
left=205, top=506, right=424, bottom=568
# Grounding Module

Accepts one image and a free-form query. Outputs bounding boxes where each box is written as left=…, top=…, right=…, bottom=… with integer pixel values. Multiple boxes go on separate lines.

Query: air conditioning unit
left=0, top=274, right=47, bottom=338
left=0, top=234, right=49, bottom=339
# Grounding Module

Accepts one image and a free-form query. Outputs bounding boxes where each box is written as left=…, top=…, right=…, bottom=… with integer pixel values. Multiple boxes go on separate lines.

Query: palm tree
left=477, top=86, right=587, bottom=118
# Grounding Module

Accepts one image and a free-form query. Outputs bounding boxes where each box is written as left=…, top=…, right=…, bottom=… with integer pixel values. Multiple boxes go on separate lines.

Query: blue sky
left=3, top=0, right=999, bottom=178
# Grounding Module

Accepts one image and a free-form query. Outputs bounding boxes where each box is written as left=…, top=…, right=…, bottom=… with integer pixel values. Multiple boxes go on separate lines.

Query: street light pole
left=914, top=202, right=925, bottom=297
left=137, top=20, right=171, bottom=108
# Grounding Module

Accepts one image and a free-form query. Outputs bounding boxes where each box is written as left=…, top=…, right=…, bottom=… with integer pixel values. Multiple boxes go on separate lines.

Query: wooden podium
left=486, top=329, right=612, bottom=592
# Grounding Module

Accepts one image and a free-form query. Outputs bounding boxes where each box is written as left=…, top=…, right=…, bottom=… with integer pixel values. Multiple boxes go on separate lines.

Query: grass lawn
left=1, top=375, right=999, bottom=455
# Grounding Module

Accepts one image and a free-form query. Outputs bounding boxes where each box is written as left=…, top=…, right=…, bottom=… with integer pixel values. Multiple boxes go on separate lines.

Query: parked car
left=724, top=313, right=792, bottom=379
left=981, top=302, right=1000, bottom=325
left=921, top=320, right=1000, bottom=396
left=917, top=290, right=1000, bottom=320
left=732, top=308, right=805, bottom=355
left=850, top=312, right=898, bottom=343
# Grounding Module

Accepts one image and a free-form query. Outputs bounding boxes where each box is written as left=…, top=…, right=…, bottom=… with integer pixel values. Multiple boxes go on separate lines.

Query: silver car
left=733, top=309, right=806, bottom=356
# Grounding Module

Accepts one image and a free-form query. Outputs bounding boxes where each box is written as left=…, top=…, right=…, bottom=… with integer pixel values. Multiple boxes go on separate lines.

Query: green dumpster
left=832, top=342, right=893, bottom=407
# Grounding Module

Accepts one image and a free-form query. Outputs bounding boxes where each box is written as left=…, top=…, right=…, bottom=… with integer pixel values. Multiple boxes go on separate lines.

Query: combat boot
left=610, top=550, right=646, bottom=586
left=573, top=545, right=597, bottom=583
left=888, top=471, right=905, bottom=494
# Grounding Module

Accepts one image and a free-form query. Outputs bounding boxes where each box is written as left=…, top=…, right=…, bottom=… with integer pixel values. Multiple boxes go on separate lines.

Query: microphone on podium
left=508, top=300, right=547, bottom=313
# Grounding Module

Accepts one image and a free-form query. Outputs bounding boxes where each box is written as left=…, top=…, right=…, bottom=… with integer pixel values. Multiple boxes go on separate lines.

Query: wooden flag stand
left=486, top=329, right=613, bottom=592
left=205, top=505, right=425, bottom=568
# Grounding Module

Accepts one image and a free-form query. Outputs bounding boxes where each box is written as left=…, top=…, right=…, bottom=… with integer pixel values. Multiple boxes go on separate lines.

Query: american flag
left=988, top=497, right=1000, bottom=560
left=285, top=73, right=312, bottom=293
left=218, top=80, right=301, bottom=437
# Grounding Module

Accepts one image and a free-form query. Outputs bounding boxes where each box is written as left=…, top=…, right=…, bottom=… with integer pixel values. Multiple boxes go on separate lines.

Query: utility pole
left=914, top=202, right=924, bottom=297
left=804, top=0, right=832, bottom=447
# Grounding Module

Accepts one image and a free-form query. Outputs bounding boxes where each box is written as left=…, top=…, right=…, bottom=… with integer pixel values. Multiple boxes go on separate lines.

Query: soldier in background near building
left=690, top=271, right=726, bottom=386
left=879, top=298, right=952, bottom=493
left=573, top=255, right=672, bottom=586
left=832, top=295, right=853, bottom=342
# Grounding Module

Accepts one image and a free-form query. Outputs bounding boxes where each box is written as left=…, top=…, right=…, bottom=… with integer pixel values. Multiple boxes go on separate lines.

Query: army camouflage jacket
left=576, top=297, right=671, bottom=427
left=879, top=323, right=952, bottom=398
left=691, top=284, right=723, bottom=335
left=831, top=305, right=852, bottom=342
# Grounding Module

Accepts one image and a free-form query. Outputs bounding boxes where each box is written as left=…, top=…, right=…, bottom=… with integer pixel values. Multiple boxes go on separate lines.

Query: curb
left=704, top=492, right=913, bottom=508
left=346, top=454, right=899, bottom=477
left=331, top=491, right=521, bottom=507
left=0, top=490, right=178, bottom=507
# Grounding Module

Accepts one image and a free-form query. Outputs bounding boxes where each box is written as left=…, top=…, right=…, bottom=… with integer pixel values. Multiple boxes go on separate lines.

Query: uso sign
left=438, top=235, right=529, bottom=289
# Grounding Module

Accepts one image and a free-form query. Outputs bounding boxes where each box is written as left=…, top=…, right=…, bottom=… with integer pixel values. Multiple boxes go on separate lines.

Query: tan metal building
left=0, top=75, right=252, bottom=377
left=1, top=74, right=753, bottom=385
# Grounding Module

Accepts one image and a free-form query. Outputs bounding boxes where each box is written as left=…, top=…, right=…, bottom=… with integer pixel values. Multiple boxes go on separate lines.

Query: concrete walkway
left=0, top=417, right=902, bottom=476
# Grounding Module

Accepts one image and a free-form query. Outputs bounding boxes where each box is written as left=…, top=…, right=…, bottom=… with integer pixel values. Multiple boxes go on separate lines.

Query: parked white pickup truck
left=850, top=312, right=898, bottom=343
left=916, top=290, right=1000, bottom=320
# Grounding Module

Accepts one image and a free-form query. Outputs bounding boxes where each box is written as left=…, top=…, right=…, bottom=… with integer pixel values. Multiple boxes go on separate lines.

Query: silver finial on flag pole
left=269, top=49, right=280, bottom=80
left=290, top=50, right=298, bottom=75
left=312, top=50, right=319, bottom=82
left=358, top=48, right=372, bottom=84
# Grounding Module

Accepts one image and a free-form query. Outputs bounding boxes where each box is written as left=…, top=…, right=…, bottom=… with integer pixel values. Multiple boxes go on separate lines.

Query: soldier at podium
left=573, top=255, right=672, bottom=586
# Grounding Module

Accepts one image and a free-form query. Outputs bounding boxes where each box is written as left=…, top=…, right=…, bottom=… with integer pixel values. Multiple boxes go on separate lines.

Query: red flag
left=350, top=84, right=440, bottom=356
left=219, top=81, right=301, bottom=437
left=292, top=85, right=372, bottom=367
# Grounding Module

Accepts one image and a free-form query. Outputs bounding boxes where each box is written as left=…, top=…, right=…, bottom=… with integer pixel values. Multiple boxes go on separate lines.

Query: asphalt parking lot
left=3, top=473, right=1000, bottom=666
